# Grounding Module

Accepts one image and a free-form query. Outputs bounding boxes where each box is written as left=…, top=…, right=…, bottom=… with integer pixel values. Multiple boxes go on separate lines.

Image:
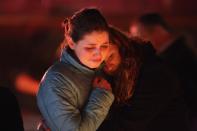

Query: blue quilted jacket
left=37, top=49, right=114, bottom=131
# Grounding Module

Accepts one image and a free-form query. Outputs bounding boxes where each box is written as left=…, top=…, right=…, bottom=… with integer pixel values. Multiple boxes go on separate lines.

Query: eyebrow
left=86, top=43, right=97, bottom=46
left=86, top=42, right=109, bottom=46
left=102, top=42, right=109, bottom=45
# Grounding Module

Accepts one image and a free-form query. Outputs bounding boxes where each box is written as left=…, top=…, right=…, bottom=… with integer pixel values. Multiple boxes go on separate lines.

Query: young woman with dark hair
left=97, top=26, right=189, bottom=131
left=37, top=8, right=114, bottom=131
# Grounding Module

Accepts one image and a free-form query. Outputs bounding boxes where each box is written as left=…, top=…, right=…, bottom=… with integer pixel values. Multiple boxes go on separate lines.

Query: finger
left=93, top=77, right=99, bottom=83
left=97, top=77, right=101, bottom=83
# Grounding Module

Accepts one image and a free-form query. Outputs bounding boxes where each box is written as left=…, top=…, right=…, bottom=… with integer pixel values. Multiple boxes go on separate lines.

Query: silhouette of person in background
left=130, top=13, right=197, bottom=130
left=0, top=86, right=24, bottom=131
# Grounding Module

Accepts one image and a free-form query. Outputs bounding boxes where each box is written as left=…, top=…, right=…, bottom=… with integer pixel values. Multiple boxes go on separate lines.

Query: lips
left=92, top=59, right=102, bottom=63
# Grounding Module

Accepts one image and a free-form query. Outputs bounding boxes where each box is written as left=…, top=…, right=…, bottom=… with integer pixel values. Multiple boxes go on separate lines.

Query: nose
left=94, top=48, right=102, bottom=58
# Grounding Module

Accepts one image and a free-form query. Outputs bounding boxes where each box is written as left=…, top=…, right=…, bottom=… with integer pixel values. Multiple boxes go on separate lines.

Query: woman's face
left=104, top=44, right=121, bottom=75
left=71, top=31, right=109, bottom=69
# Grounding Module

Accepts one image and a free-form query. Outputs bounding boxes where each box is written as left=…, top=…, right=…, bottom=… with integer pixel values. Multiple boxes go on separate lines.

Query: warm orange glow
left=15, top=73, right=39, bottom=95
left=130, top=23, right=139, bottom=37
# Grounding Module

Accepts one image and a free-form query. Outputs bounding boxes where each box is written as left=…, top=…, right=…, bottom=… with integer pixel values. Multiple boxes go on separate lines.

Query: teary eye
left=85, top=47, right=95, bottom=51
left=100, top=45, right=109, bottom=49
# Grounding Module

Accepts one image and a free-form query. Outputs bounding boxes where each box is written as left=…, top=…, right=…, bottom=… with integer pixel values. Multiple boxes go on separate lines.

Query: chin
left=88, top=64, right=100, bottom=69
left=90, top=62, right=102, bottom=69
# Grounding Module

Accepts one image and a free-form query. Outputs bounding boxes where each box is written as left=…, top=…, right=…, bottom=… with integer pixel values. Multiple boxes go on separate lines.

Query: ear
left=65, top=35, right=75, bottom=49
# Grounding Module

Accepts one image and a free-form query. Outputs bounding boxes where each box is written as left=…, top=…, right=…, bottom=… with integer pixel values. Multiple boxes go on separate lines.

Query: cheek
left=112, top=54, right=121, bottom=68
left=101, top=50, right=109, bottom=59
left=105, top=48, right=110, bottom=55
left=117, top=55, right=121, bottom=65
left=113, top=59, right=121, bottom=68
left=75, top=45, right=89, bottom=55
left=77, top=49, right=94, bottom=62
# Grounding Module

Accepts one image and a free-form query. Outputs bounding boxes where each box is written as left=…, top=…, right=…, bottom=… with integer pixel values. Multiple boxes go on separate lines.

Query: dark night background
left=0, top=0, right=197, bottom=130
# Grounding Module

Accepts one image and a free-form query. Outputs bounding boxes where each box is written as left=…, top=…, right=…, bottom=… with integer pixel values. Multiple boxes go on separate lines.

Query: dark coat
left=0, top=86, right=24, bottom=131
left=97, top=44, right=189, bottom=131
left=160, top=36, right=197, bottom=117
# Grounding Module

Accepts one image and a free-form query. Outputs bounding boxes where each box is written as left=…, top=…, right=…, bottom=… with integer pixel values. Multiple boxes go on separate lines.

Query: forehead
left=80, top=31, right=109, bottom=45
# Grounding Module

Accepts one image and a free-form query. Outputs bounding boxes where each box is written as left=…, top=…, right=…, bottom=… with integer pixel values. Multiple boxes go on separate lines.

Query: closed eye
left=85, top=47, right=95, bottom=51
left=101, top=45, right=109, bottom=49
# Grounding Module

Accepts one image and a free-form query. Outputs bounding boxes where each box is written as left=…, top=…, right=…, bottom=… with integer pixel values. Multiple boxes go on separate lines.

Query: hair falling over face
left=108, top=26, right=144, bottom=104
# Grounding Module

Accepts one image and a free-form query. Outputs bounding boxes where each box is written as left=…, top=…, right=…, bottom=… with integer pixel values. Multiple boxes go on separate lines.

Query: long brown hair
left=109, top=26, right=145, bottom=103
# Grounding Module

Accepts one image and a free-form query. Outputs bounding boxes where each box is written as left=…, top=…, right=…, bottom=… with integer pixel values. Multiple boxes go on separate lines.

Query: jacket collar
left=60, top=49, right=95, bottom=75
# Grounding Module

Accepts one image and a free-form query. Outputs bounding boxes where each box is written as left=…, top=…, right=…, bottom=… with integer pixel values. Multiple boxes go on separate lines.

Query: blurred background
left=0, top=0, right=197, bottom=130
